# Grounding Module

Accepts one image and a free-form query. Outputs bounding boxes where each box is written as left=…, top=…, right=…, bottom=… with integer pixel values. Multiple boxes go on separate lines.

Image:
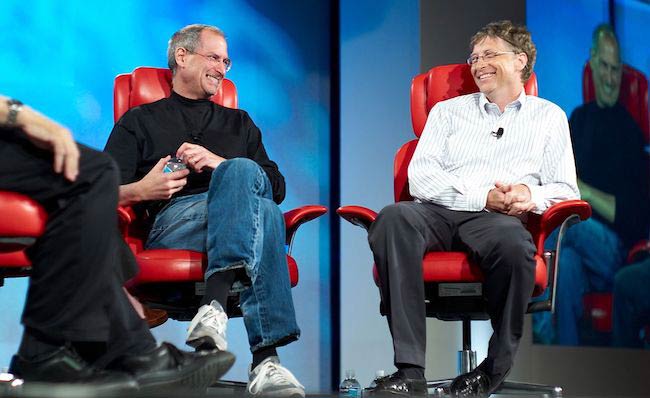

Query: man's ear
left=589, top=47, right=598, bottom=69
left=175, top=47, right=188, bottom=70
left=516, top=52, right=528, bottom=73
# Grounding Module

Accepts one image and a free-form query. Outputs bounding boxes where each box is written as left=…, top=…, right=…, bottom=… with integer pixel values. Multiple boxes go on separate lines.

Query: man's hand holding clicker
left=138, top=156, right=190, bottom=200
left=176, top=142, right=225, bottom=173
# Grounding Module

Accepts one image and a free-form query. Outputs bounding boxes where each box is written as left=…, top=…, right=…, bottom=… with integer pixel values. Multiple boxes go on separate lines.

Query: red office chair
left=113, top=67, right=327, bottom=324
left=581, top=62, right=650, bottom=337
left=338, top=64, right=591, bottom=396
left=0, top=192, right=47, bottom=285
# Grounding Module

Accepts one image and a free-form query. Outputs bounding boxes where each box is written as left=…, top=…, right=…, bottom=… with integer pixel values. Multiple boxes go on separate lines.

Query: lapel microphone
left=491, top=127, right=504, bottom=139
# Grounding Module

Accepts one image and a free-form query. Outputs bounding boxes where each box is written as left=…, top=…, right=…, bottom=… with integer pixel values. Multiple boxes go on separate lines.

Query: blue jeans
left=613, top=258, right=650, bottom=348
left=533, top=218, right=624, bottom=345
left=146, top=158, right=300, bottom=351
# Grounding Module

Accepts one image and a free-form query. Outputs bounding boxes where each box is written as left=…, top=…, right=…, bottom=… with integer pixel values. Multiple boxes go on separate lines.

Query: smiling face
left=173, top=30, right=229, bottom=99
left=590, top=35, right=622, bottom=108
left=470, top=36, right=527, bottom=105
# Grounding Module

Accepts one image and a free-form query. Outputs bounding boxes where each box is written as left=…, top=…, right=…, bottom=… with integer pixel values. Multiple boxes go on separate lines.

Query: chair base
left=498, top=381, right=563, bottom=397
left=427, top=348, right=563, bottom=397
left=209, top=379, right=247, bottom=394
left=428, top=379, right=562, bottom=397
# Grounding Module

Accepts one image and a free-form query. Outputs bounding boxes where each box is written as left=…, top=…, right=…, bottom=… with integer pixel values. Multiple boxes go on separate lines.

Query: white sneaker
left=186, top=300, right=228, bottom=351
left=247, top=356, right=305, bottom=397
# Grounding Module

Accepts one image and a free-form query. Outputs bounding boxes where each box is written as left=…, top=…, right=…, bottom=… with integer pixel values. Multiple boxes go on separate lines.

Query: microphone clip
left=491, top=127, right=504, bottom=139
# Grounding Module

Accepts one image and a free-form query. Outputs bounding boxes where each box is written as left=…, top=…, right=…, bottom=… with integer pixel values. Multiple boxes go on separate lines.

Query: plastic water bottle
left=339, top=369, right=362, bottom=396
left=368, top=369, right=386, bottom=389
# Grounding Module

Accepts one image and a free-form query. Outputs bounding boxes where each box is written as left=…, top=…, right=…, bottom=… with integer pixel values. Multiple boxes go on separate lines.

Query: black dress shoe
left=366, top=372, right=427, bottom=397
left=109, top=342, right=235, bottom=391
left=9, top=346, right=137, bottom=391
left=449, top=369, right=491, bottom=397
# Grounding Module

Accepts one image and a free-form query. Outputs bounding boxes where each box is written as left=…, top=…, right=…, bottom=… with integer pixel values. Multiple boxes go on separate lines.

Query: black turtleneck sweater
left=569, top=101, right=649, bottom=249
left=104, top=91, right=285, bottom=212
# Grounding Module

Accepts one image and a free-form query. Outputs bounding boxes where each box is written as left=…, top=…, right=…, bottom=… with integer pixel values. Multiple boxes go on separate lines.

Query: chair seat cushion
left=0, top=251, right=31, bottom=267
left=373, top=251, right=548, bottom=297
left=0, top=192, right=47, bottom=247
left=127, top=249, right=298, bottom=287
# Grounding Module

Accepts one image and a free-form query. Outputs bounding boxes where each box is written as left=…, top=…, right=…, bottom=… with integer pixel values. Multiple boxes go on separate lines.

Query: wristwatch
left=5, top=98, right=23, bottom=126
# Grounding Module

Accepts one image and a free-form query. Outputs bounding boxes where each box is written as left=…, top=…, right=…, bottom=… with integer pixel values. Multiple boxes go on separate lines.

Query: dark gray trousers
left=368, top=201, right=536, bottom=382
left=0, top=130, right=155, bottom=364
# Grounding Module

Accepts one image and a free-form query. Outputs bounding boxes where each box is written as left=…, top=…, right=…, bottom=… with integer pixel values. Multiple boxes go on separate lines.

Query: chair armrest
left=526, top=200, right=591, bottom=313
left=117, top=206, right=147, bottom=254
left=117, top=206, right=136, bottom=225
left=337, top=205, right=378, bottom=232
left=284, top=205, right=328, bottom=246
left=628, top=239, right=650, bottom=263
left=527, top=200, right=591, bottom=252
left=117, top=206, right=137, bottom=235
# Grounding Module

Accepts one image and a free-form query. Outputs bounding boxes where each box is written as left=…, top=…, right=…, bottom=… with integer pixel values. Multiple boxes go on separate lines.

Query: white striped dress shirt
left=408, top=90, right=580, bottom=214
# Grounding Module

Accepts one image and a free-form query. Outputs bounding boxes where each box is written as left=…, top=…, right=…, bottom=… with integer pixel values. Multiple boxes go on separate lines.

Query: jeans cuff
left=204, top=261, right=248, bottom=281
left=250, top=331, right=301, bottom=353
left=206, top=262, right=253, bottom=293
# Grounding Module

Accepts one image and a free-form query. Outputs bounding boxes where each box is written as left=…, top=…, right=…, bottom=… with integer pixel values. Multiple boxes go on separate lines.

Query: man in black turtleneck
left=104, top=24, right=304, bottom=397
left=533, top=24, right=650, bottom=347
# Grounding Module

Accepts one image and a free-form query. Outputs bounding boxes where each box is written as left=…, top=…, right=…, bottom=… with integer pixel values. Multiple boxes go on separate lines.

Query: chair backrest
left=114, top=67, right=238, bottom=122
left=395, top=64, right=538, bottom=202
left=583, top=61, right=650, bottom=141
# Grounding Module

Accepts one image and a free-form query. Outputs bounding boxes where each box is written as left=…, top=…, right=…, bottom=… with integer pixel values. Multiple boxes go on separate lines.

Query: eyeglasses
left=185, top=49, right=232, bottom=72
left=466, top=51, right=517, bottom=65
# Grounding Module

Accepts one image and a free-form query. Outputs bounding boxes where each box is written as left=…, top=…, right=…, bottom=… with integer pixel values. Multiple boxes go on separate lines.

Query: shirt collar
left=170, top=90, right=213, bottom=107
left=478, top=89, right=527, bottom=117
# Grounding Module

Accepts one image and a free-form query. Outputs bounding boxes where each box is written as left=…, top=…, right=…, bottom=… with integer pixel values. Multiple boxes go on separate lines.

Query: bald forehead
left=199, top=29, right=225, bottom=43
left=596, top=34, right=620, bottom=59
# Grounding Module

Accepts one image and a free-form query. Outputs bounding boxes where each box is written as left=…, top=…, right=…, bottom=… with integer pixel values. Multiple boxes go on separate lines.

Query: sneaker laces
left=249, top=361, right=303, bottom=393
left=202, top=307, right=227, bottom=332
left=189, top=301, right=227, bottom=333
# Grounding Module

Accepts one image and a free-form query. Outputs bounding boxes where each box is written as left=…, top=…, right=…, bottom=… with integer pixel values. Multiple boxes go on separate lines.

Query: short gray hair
left=167, top=24, right=226, bottom=74
left=591, top=23, right=620, bottom=60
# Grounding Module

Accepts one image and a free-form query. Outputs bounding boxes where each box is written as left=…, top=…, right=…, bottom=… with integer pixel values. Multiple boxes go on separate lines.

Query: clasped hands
left=137, top=142, right=225, bottom=201
left=486, top=182, right=536, bottom=216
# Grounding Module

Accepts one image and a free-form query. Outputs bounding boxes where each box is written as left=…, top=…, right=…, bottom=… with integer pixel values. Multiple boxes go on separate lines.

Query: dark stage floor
left=0, top=383, right=643, bottom=398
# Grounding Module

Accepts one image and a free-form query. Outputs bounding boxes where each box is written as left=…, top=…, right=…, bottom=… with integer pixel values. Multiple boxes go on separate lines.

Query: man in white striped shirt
left=367, top=21, right=579, bottom=397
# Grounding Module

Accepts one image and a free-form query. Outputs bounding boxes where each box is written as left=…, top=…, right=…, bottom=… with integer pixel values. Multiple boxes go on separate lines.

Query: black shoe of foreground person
left=449, top=369, right=491, bottom=398
left=365, top=371, right=427, bottom=397
left=9, top=346, right=137, bottom=392
left=109, top=342, right=235, bottom=391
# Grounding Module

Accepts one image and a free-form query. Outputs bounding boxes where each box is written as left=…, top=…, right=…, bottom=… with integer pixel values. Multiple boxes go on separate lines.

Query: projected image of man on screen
left=533, top=24, right=650, bottom=348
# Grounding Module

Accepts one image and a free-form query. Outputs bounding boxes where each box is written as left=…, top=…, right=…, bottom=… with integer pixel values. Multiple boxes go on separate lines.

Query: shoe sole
left=187, top=335, right=228, bottom=351
left=247, top=385, right=305, bottom=397
left=136, top=350, right=235, bottom=392
left=367, top=390, right=427, bottom=398
left=247, top=391, right=305, bottom=398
